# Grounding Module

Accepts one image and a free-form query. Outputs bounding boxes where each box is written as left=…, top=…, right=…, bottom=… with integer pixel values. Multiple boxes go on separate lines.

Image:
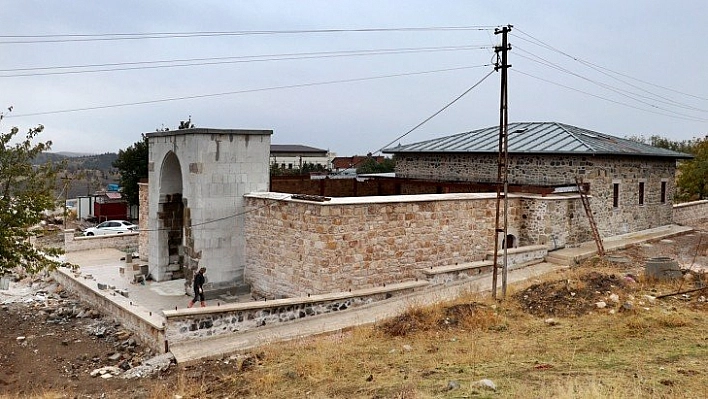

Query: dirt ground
left=1, top=224, right=707, bottom=398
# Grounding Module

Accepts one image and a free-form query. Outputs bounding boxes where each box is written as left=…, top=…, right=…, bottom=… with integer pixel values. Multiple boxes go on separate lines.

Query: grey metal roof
left=270, top=144, right=328, bottom=154
left=382, top=122, right=693, bottom=159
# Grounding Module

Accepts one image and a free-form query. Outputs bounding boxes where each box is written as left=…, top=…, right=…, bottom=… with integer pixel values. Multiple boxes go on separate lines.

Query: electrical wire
left=512, top=28, right=708, bottom=103
left=513, top=47, right=708, bottom=119
left=0, top=26, right=497, bottom=44
left=512, top=68, right=708, bottom=123
left=6, top=65, right=492, bottom=118
left=0, top=45, right=491, bottom=78
left=374, top=69, right=496, bottom=154
left=133, top=68, right=497, bottom=232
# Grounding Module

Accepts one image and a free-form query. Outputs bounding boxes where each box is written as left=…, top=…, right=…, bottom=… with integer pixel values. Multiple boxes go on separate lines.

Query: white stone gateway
left=146, top=128, right=272, bottom=296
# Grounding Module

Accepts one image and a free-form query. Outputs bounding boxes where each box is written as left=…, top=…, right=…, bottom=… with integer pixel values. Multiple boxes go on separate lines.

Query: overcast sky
left=2, top=1, right=707, bottom=156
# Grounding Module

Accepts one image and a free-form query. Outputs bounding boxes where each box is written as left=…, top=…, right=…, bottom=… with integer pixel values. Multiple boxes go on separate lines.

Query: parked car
left=83, top=220, right=138, bottom=236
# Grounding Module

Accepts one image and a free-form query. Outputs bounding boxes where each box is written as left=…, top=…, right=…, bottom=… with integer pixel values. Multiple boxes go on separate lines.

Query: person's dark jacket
left=193, top=272, right=205, bottom=292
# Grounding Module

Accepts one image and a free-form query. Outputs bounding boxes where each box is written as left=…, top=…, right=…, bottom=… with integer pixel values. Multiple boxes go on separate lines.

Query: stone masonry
left=395, top=153, right=676, bottom=237
left=147, top=128, right=272, bottom=296
left=244, top=192, right=525, bottom=298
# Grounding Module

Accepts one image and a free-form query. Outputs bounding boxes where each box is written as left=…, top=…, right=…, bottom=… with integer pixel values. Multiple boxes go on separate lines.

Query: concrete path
left=545, top=224, right=692, bottom=265
left=169, top=262, right=565, bottom=364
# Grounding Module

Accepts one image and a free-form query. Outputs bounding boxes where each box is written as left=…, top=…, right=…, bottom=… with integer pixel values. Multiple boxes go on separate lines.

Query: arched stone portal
left=146, top=128, right=272, bottom=297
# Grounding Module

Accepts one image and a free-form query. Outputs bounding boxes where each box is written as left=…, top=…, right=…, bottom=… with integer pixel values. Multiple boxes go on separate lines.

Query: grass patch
left=159, top=267, right=708, bottom=398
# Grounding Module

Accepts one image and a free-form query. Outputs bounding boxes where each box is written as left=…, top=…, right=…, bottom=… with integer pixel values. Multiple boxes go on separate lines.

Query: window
left=613, top=183, right=620, bottom=208
left=638, top=182, right=645, bottom=206
left=660, top=181, right=667, bottom=203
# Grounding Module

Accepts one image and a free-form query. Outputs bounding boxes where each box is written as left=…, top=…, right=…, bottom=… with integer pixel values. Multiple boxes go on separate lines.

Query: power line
left=512, top=28, right=708, bottom=103
left=0, top=26, right=497, bottom=44
left=6, top=65, right=492, bottom=118
left=513, top=47, right=708, bottom=119
left=0, top=45, right=492, bottom=78
left=512, top=69, right=708, bottom=123
left=142, top=68, right=497, bottom=231
left=374, top=69, right=496, bottom=154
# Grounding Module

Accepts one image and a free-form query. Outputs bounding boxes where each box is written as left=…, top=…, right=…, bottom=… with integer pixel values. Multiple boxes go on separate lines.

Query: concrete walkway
left=169, top=262, right=564, bottom=364
left=545, top=224, right=693, bottom=265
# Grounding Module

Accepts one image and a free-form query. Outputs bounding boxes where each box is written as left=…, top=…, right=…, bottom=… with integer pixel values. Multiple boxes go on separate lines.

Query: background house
left=269, top=144, right=334, bottom=171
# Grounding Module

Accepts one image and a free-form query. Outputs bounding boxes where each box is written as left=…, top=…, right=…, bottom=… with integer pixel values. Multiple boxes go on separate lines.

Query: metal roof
left=382, top=122, right=693, bottom=159
left=270, top=144, right=328, bottom=154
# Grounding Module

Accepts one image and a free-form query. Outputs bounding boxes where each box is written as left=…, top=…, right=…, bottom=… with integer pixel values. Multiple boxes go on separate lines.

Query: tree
left=356, top=155, right=395, bottom=174
left=113, top=135, right=148, bottom=207
left=676, top=136, right=708, bottom=201
left=0, top=122, right=63, bottom=274
left=626, top=134, right=707, bottom=202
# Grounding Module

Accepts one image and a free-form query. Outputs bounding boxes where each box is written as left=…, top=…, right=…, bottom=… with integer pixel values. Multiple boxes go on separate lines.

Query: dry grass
left=161, top=266, right=708, bottom=399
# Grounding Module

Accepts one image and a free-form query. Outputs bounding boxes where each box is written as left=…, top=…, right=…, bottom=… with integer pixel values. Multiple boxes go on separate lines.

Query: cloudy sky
left=2, top=1, right=707, bottom=155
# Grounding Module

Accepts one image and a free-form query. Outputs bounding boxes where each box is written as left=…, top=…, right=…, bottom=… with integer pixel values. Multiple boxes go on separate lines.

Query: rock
left=121, top=353, right=175, bottom=379
left=595, top=301, right=607, bottom=309
left=621, top=302, right=634, bottom=311
left=643, top=295, right=656, bottom=303
left=446, top=380, right=460, bottom=391
left=16, top=336, right=26, bottom=342
left=402, top=344, right=413, bottom=352
left=108, top=352, right=122, bottom=361
left=90, top=366, right=122, bottom=377
left=473, top=379, right=497, bottom=391
left=609, top=294, right=620, bottom=303
left=544, top=318, right=558, bottom=326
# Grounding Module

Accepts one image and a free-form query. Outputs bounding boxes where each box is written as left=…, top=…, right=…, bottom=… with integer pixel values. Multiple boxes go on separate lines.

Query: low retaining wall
left=485, top=245, right=548, bottom=269
left=673, top=200, right=708, bottom=225
left=162, top=280, right=428, bottom=344
left=52, top=267, right=165, bottom=353
left=64, top=229, right=139, bottom=253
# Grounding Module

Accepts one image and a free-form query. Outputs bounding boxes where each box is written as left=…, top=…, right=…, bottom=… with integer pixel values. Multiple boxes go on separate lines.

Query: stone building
left=383, top=122, right=692, bottom=240
left=146, top=128, right=272, bottom=296
left=140, top=122, right=694, bottom=300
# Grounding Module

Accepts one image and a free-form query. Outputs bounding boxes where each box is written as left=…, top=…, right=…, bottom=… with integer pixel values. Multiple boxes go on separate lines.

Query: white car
left=83, top=220, right=138, bottom=236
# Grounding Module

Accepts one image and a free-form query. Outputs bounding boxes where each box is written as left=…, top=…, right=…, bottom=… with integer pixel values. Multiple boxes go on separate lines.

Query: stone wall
left=138, top=182, right=149, bottom=261
left=244, top=192, right=523, bottom=298
left=519, top=195, right=588, bottom=249
left=395, top=153, right=676, bottom=237
left=64, top=229, right=139, bottom=253
left=147, top=128, right=272, bottom=290
left=163, top=280, right=427, bottom=344
left=52, top=267, right=165, bottom=353
left=673, top=200, right=708, bottom=225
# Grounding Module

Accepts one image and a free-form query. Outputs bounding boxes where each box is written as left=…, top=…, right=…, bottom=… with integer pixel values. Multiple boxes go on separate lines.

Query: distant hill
left=33, top=152, right=121, bottom=199
left=55, top=151, right=95, bottom=157
left=33, top=152, right=119, bottom=172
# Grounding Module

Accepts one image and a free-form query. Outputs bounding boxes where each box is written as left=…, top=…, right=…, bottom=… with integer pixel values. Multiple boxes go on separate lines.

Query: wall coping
left=485, top=244, right=548, bottom=256
left=68, top=231, right=139, bottom=241
left=55, top=267, right=165, bottom=330
left=163, top=279, right=429, bottom=318
left=673, top=200, right=708, bottom=209
left=146, top=128, right=273, bottom=138
left=245, top=191, right=582, bottom=206
left=421, top=260, right=493, bottom=275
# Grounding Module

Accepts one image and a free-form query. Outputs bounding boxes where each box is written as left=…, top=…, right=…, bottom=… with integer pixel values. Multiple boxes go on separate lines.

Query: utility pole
left=492, top=25, right=512, bottom=300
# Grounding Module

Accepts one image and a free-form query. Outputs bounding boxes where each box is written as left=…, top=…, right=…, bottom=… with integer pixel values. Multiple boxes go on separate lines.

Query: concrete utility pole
left=492, top=25, right=512, bottom=300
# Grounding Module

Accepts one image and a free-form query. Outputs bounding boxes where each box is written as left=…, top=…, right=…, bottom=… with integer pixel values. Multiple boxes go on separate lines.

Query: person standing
left=187, top=267, right=207, bottom=308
